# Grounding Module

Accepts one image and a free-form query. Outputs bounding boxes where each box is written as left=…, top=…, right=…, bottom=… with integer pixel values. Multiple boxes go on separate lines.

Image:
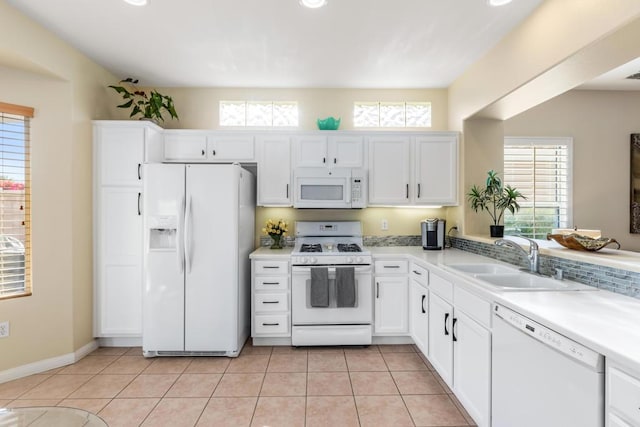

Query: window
left=220, top=101, right=298, bottom=127
left=503, top=137, right=572, bottom=239
left=0, top=102, right=32, bottom=299
left=354, top=102, right=431, bottom=128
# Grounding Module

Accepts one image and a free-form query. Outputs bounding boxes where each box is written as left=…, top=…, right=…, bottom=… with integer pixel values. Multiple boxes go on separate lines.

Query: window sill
left=0, top=291, right=32, bottom=301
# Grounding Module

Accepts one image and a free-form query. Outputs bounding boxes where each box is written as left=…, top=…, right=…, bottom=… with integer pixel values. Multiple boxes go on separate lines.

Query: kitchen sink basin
left=473, top=273, right=595, bottom=291
left=448, top=263, right=518, bottom=275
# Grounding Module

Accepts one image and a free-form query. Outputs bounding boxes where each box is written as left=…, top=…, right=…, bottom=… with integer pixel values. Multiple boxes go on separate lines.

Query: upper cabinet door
left=257, top=135, right=292, bottom=206
left=97, top=126, right=145, bottom=187
left=368, top=135, right=411, bottom=205
left=164, top=133, right=207, bottom=160
left=207, top=135, right=255, bottom=161
left=293, top=135, right=328, bottom=167
left=329, top=135, right=364, bottom=168
left=414, top=135, right=458, bottom=205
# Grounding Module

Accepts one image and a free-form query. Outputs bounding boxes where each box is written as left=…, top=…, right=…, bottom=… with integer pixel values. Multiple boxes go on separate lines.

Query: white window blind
left=0, top=102, right=32, bottom=299
left=504, top=137, right=572, bottom=239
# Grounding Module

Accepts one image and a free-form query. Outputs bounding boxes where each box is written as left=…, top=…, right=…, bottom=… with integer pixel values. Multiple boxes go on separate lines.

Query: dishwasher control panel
left=494, top=304, right=604, bottom=371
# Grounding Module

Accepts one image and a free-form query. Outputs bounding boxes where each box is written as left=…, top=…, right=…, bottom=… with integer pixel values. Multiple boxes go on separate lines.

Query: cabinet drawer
left=430, top=272, right=453, bottom=302
left=608, top=366, right=640, bottom=424
left=255, top=293, right=289, bottom=312
left=410, top=263, right=428, bottom=286
left=454, top=286, right=491, bottom=328
left=255, top=276, right=289, bottom=291
left=254, top=260, right=289, bottom=275
left=375, top=260, right=408, bottom=274
left=254, top=314, right=289, bottom=335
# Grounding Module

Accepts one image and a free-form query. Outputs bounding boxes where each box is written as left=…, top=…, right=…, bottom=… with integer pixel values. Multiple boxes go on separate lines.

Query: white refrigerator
left=142, top=163, right=255, bottom=357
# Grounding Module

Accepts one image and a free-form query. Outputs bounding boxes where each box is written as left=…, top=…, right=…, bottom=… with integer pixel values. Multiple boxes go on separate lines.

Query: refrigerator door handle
left=184, top=195, right=193, bottom=274
left=177, top=196, right=185, bottom=274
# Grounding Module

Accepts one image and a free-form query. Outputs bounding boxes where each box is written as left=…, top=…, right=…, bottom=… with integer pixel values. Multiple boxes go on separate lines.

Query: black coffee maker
left=421, top=218, right=446, bottom=250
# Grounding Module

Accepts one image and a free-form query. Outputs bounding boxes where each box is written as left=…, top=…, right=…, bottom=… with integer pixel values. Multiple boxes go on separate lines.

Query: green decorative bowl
left=317, top=117, right=341, bottom=130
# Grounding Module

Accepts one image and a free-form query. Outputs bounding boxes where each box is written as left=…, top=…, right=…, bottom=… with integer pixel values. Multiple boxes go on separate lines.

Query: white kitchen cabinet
left=164, top=132, right=207, bottom=160
left=427, top=269, right=491, bottom=427
left=414, top=135, right=458, bottom=205
left=368, top=135, right=412, bottom=205
left=453, top=310, right=491, bottom=427
left=409, top=273, right=429, bottom=356
left=374, top=259, right=409, bottom=335
left=164, top=131, right=255, bottom=162
left=93, top=120, right=162, bottom=338
left=257, top=135, right=292, bottom=206
left=607, top=362, right=640, bottom=427
left=293, top=134, right=364, bottom=168
left=252, top=258, right=291, bottom=338
left=368, top=133, right=458, bottom=206
left=206, top=134, right=255, bottom=161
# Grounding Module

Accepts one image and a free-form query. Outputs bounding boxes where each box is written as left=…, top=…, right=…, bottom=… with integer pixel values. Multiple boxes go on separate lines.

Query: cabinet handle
left=262, top=301, right=280, bottom=304
left=323, top=157, right=326, bottom=163
left=137, top=192, right=141, bottom=216
left=286, top=183, right=289, bottom=198
left=201, top=149, right=205, bottom=156
left=376, top=282, right=379, bottom=298
left=406, top=184, right=409, bottom=199
left=262, top=322, right=280, bottom=326
left=263, top=266, right=280, bottom=269
left=384, top=265, right=400, bottom=269
left=452, top=317, right=458, bottom=342
left=212, top=150, right=216, bottom=156
left=137, top=163, right=141, bottom=180
left=444, top=312, right=450, bottom=336
left=262, top=282, right=280, bottom=285
left=413, top=270, right=422, bottom=275
left=418, top=183, right=421, bottom=199
left=333, top=158, right=337, bottom=164
left=421, top=294, right=426, bottom=314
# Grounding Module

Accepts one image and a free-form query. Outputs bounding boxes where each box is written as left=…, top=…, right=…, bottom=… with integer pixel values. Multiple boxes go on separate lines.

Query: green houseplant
left=467, top=170, right=525, bottom=237
left=109, top=78, right=178, bottom=123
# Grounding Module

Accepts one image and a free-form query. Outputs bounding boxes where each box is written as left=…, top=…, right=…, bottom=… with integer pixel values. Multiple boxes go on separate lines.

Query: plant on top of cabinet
left=109, top=78, right=178, bottom=123
left=467, top=170, right=525, bottom=238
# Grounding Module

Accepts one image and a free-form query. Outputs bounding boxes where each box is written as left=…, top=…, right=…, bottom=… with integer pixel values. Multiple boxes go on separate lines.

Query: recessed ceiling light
left=124, top=0, right=148, bottom=6
left=300, top=0, right=327, bottom=9
left=487, top=0, right=513, bottom=6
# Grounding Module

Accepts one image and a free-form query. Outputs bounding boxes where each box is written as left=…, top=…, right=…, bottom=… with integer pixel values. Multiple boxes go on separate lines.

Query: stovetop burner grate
left=337, top=243, right=362, bottom=253
left=300, top=243, right=323, bottom=253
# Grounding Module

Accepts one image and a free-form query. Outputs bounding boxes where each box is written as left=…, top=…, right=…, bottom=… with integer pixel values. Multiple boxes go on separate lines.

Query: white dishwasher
left=492, top=304, right=604, bottom=427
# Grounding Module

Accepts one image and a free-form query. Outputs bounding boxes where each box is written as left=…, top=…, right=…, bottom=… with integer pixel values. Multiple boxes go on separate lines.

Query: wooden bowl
left=546, top=233, right=620, bottom=252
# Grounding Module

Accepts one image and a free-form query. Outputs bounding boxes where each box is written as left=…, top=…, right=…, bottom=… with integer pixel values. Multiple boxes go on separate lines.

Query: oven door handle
left=292, top=266, right=371, bottom=273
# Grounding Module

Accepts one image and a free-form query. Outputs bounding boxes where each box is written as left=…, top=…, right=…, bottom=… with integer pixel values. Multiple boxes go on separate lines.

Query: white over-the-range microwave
left=292, top=167, right=367, bottom=209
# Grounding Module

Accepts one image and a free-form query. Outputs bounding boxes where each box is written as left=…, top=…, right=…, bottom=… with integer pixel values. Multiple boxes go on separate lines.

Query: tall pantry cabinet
left=93, top=121, right=162, bottom=342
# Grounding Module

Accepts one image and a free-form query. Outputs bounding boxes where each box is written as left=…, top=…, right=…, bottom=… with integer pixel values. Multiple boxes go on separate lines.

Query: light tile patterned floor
left=0, top=342, right=477, bottom=426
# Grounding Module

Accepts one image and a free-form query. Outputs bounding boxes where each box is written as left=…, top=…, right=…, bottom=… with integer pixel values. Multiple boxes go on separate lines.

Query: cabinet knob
left=212, top=150, right=216, bottom=156
left=201, top=149, right=205, bottom=156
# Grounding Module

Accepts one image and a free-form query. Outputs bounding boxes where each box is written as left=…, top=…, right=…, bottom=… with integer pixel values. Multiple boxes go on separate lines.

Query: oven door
left=291, top=265, right=372, bottom=325
left=293, top=168, right=352, bottom=208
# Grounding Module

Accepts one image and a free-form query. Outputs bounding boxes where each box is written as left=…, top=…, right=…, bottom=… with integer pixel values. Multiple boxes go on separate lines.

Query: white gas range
left=290, top=221, right=373, bottom=346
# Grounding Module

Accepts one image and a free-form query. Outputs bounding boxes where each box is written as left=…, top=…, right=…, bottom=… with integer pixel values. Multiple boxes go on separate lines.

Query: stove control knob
left=309, top=257, right=317, bottom=264
left=355, top=256, right=363, bottom=263
left=299, top=257, right=307, bottom=264
left=346, top=257, right=354, bottom=264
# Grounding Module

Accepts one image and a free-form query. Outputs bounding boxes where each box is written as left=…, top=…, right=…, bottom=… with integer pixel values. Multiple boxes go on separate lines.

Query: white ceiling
left=7, top=0, right=544, bottom=88
left=578, top=57, right=640, bottom=91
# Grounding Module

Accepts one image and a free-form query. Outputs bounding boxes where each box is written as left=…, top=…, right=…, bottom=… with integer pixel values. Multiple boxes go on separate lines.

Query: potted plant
left=109, top=78, right=178, bottom=123
left=467, top=170, right=525, bottom=237
left=262, top=218, right=288, bottom=249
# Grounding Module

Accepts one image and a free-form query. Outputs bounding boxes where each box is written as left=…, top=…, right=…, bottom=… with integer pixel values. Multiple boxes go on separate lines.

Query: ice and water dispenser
left=148, top=216, right=178, bottom=250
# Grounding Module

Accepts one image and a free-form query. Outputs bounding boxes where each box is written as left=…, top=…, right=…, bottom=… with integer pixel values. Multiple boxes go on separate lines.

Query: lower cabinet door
left=374, top=276, right=409, bottom=335
left=453, top=310, right=491, bottom=427
left=428, top=292, right=453, bottom=386
left=410, top=280, right=429, bottom=355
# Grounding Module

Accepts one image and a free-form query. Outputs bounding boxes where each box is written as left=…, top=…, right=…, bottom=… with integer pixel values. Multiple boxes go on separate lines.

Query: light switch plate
left=0, top=321, right=9, bottom=338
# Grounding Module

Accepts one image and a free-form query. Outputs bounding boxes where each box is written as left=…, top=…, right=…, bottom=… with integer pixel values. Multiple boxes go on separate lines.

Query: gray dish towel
left=310, top=267, right=330, bottom=307
left=336, top=267, right=356, bottom=307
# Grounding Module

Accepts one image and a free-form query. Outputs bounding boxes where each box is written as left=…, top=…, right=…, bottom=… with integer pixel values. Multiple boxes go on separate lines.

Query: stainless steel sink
left=448, top=263, right=518, bottom=275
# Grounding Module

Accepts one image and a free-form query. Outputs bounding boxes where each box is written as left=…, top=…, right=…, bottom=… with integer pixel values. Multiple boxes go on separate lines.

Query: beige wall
left=504, top=89, right=640, bottom=252
left=0, top=2, right=116, bottom=372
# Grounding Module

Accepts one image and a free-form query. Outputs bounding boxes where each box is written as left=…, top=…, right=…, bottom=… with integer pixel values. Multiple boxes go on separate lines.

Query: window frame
left=503, top=136, right=574, bottom=239
left=0, top=102, right=33, bottom=300
left=219, top=100, right=298, bottom=127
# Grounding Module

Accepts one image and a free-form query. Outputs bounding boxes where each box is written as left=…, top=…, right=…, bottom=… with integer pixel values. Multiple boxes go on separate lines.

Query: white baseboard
left=0, top=339, right=98, bottom=384
left=97, top=337, right=142, bottom=347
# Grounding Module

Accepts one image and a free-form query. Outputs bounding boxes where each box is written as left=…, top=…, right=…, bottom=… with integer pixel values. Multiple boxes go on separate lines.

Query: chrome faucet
left=495, top=237, right=540, bottom=274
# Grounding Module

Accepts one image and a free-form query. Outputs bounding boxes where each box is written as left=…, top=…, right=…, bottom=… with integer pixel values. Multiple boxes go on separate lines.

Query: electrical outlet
left=381, top=219, right=389, bottom=231
left=0, top=321, right=9, bottom=338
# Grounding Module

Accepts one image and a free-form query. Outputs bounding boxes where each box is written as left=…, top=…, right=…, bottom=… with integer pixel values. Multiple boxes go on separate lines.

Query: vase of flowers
left=263, top=219, right=288, bottom=249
